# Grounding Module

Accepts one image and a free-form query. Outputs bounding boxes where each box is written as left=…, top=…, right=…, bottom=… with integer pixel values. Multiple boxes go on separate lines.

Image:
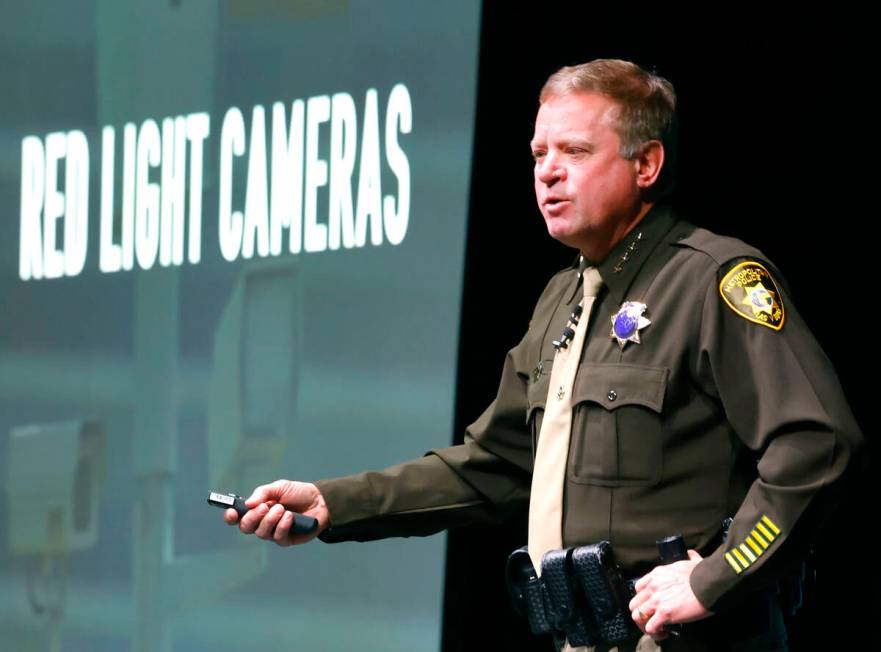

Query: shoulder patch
left=719, top=261, right=785, bottom=330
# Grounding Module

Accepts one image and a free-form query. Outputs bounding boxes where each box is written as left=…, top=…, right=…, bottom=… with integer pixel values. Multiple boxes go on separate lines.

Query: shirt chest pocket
left=568, top=363, right=668, bottom=487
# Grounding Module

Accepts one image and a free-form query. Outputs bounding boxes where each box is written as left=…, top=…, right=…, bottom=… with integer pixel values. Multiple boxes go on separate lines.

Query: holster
left=505, top=546, right=555, bottom=637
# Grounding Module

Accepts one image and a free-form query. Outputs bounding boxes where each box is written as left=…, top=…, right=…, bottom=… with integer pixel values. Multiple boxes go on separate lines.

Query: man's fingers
left=631, top=606, right=650, bottom=634
left=687, top=549, right=702, bottom=562
left=629, top=586, right=650, bottom=613
left=238, top=503, right=269, bottom=534
left=273, top=511, right=294, bottom=544
left=629, top=572, right=656, bottom=613
left=644, top=608, right=668, bottom=637
left=254, top=504, right=286, bottom=539
left=224, top=508, right=239, bottom=524
left=634, top=572, right=652, bottom=592
left=631, top=592, right=658, bottom=623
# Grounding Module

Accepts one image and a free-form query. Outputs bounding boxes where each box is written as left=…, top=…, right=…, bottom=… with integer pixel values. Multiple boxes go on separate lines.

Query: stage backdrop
left=0, top=2, right=481, bottom=650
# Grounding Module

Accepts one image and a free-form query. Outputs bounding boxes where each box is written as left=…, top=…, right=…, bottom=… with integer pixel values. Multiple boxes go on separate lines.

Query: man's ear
left=634, top=140, right=664, bottom=190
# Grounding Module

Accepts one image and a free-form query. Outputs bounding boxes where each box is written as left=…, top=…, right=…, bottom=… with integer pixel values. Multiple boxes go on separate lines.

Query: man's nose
left=536, top=155, right=565, bottom=184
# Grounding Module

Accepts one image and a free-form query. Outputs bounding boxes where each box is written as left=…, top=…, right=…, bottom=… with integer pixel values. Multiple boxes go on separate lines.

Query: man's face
left=531, top=92, right=644, bottom=256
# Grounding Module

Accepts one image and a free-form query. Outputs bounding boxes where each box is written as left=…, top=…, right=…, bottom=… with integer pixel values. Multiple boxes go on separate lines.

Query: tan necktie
left=528, top=266, right=603, bottom=574
left=529, top=268, right=659, bottom=652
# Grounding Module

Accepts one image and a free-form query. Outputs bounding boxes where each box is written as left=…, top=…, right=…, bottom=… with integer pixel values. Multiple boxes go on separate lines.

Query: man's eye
left=531, top=151, right=546, bottom=161
left=566, top=147, right=586, bottom=156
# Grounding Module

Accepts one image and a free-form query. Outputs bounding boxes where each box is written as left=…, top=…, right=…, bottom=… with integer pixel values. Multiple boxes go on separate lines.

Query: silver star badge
left=610, top=301, right=651, bottom=349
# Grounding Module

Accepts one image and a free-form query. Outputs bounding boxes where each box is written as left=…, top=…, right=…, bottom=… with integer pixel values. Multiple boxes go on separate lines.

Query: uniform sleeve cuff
left=690, top=551, right=741, bottom=612
left=314, top=473, right=379, bottom=536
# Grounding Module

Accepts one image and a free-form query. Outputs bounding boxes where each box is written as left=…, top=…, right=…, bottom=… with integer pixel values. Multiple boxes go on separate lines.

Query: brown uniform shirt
left=316, top=204, right=863, bottom=611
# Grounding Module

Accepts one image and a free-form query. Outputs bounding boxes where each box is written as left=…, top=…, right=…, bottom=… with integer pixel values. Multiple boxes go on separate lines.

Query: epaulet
left=675, top=227, right=769, bottom=267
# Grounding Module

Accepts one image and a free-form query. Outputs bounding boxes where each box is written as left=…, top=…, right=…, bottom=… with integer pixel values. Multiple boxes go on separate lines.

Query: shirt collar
left=564, top=204, right=678, bottom=305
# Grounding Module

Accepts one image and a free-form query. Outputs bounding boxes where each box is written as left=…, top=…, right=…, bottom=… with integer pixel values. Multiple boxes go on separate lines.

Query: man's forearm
left=317, top=443, right=530, bottom=543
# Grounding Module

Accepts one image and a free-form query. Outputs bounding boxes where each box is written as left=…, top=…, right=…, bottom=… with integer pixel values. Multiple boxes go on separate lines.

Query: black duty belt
left=508, top=527, right=802, bottom=651
left=506, top=541, right=642, bottom=650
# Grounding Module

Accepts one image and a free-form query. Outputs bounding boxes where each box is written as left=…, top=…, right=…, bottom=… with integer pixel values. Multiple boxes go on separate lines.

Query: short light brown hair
left=541, top=59, right=678, bottom=196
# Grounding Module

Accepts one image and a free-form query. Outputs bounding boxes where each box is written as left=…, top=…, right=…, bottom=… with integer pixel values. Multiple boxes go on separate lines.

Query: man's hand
left=628, top=549, right=712, bottom=640
left=223, top=479, right=330, bottom=546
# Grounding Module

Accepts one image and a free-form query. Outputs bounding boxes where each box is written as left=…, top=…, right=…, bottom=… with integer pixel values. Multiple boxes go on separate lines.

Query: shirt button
left=607, top=390, right=618, bottom=402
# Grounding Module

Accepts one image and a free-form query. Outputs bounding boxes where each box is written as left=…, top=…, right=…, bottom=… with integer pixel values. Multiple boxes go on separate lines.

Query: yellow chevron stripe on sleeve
left=739, top=543, right=757, bottom=564
left=725, top=552, right=743, bottom=574
left=761, top=515, right=781, bottom=535
left=745, top=536, right=763, bottom=556
left=756, top=523, right=775, bottom=541
left=751, top=529, right=769, bottom=549
left=732, top=548, right=750, bottom=568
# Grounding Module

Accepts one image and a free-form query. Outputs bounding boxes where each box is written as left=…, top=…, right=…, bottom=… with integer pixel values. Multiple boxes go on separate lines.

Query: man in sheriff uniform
left=223, top=60, right=863, bottom=650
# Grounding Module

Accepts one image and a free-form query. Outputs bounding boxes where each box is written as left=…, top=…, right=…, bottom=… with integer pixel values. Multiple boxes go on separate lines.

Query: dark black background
left=444, top=7, right=874, bottom=650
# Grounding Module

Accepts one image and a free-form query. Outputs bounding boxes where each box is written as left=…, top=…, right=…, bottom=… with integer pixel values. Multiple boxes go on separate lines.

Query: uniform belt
left=508, top=525, right=794, bottom=650
left=506, top=542, right=642, bottom=651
